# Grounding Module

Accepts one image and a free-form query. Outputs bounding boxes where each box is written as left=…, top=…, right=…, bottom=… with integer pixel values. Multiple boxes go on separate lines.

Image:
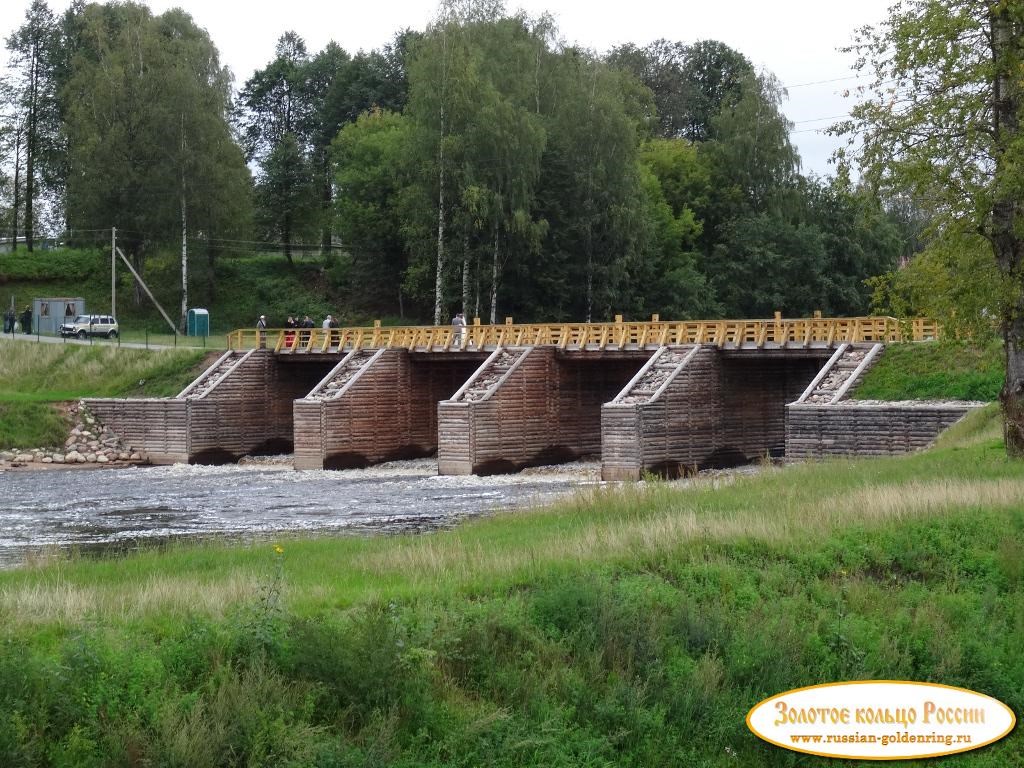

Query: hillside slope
left=1, top=247, right=353, bottom=334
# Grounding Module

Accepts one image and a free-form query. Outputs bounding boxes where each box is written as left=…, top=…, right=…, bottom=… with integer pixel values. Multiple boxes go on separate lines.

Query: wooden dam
left=84, top=315, right=952, bottom=479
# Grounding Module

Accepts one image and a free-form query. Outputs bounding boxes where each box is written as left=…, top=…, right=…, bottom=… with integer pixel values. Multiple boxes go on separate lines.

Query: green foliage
left=0, top=247, right=103, bottom=281
left=1, top=3, right=923, bottom=330
left=868, top=232, right=1006, bottom=341
left=838, top=0, right=1024, bottom=451
left=63, top=2, right=251, bottom=272
left=333, top=109, right=414, bottom=316
left=0, top=246, right=346, bottom=331
left=853, top=341, right=1003, bottom=402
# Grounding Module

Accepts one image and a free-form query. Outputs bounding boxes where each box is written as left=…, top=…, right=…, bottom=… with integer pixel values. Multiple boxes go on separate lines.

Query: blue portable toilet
left=187, top=308, right=210, bottom=337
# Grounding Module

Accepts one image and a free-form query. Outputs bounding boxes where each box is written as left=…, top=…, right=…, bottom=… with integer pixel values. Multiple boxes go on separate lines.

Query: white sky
left=2, top=0, right=896, bottom=176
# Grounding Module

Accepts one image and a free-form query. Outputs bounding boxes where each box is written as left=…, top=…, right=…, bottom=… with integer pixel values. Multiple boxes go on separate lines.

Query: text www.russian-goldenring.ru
left=790, top=731, right=972, bottom=747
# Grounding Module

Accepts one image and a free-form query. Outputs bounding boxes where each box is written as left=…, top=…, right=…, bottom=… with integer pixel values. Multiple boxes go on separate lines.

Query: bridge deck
left=228, top=316, right=938, bottom=355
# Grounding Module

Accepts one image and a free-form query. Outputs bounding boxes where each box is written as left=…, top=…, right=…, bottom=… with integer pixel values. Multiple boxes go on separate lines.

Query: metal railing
left=227, top=316, right=940, bottom=353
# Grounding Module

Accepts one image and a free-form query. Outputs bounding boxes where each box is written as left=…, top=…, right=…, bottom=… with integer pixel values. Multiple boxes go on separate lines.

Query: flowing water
left=0, top=458, right=604, bottom=569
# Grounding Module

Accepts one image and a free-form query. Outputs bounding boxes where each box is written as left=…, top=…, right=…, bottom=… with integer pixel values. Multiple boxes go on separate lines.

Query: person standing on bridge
left=20, top=306, right=32, bottom=335
left=284, top=315, right=297, bottom=348
left=256, top=314, right=268, bottom=348
left=452, top=311, right=466, bottom=346
left=3, top=307, right=14, bottom=334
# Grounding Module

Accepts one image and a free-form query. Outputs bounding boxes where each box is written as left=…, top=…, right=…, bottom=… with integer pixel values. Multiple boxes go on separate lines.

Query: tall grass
left=0, top=408, right=1021, bottom=765
left=0, top=340, right=208, bottom=399
left=0, top=402, right=68, bottom=449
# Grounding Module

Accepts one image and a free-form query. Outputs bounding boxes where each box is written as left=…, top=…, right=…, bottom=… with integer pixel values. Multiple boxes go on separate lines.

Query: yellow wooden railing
left=227, top=316, right=940, bottom=353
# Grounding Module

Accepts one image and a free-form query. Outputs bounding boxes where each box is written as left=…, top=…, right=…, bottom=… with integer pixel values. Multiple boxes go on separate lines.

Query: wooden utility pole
left=111, top=227, right=116, bottom=317
left=115, top=246, right=178, bottom=335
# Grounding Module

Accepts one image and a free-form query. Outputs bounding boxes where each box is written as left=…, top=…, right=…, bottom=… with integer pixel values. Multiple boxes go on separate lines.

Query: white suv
left=60, top=314, right=119, bottom=339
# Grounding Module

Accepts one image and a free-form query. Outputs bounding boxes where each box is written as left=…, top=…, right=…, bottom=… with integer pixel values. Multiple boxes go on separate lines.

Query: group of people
left=256, top=313, right=340, bottom=348
left=3, top=306, right=32, bottom=334
left=254, top=311, right=472, bottom=347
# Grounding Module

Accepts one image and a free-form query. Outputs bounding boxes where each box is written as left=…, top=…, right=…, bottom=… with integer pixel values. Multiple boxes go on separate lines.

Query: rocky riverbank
left=0, top=401, right=145, bottom=470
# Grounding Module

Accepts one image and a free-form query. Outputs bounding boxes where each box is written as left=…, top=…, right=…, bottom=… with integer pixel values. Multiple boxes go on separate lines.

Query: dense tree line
left=1, top=0, right=907, bottom=327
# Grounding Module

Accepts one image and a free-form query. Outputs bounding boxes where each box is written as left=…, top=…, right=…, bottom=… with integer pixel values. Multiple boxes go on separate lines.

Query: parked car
left=59, top=314, right=119, bottom=339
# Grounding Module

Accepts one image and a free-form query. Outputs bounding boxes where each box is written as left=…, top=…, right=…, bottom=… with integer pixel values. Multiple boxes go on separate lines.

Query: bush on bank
left=0, top=409, right=1021, bottom=766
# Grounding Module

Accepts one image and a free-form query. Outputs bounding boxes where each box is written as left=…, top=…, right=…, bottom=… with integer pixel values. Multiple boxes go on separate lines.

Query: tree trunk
left=320, top=155, right=332, bottom=256
left=434, top=137, right=446, bottom=326
left=283, top=209, right=293, bottom=266
left=474, top=251, right=480, bottom=319
left=991, top=7, right=1024, bottom=456
left=11, top=127, right=21, bottom=249
left=25, top=46, right=37, bottom=252
left=434, top=23, right=449, bottom=327
left=180, top=186, right=188, bottom=333
left=132, top=251, right=145, bottom=307
left=489, top=224, right=499, bottom=324
left=462, top=229, right=471, bottom=316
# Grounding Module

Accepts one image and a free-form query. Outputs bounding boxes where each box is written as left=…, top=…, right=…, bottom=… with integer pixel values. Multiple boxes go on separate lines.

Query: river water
left=0, top=458, right=603, bottom=569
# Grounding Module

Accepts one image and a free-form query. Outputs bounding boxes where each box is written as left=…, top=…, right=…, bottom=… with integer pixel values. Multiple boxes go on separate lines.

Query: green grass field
left=0, top=406, right=1020, bottom=766
left=0, top=340, right=209, bottom=449
left=854, top=340, right=1003, bottom=401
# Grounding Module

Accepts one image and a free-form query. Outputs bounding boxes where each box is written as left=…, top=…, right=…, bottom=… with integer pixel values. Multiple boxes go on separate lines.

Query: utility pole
left=111, top=227, right=116, bottom=318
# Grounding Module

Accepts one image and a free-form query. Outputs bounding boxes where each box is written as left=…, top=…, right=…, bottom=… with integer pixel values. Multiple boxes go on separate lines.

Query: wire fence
left=0, top=325, right=226, bottom=351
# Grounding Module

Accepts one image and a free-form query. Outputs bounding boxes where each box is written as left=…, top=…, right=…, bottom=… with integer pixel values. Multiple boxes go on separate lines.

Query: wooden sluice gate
left=293, top=349, right=483, bottom=470
left=82, top=316, right=950, bottom=475
left=437, top=347, right=649, bottom=475
left=87, top=350, right=334, bottom=464
left=601, top=347, right=830, bottom=479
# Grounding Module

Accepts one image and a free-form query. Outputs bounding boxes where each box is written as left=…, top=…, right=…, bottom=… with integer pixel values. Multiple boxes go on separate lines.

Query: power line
left=792, top=114, right=851, bottom=125
left=783, top=74, right=866, bottom=89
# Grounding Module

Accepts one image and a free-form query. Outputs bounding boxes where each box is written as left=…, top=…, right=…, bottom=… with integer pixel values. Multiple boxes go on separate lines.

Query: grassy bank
left=0, top=340, right=209, bottom=449
left=854, top=340, right=1003, bottom=401
left=0, top=407, right=1020, bottom=766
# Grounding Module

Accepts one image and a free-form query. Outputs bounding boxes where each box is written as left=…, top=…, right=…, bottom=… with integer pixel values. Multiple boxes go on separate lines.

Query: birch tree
left=837, top=0, right=1024, bottom=454
left=4, top=0, right=59, bottom=250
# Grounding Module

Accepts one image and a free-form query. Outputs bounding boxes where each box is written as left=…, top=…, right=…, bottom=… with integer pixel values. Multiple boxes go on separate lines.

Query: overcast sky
left=2, top=0, right=896, bottom=176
